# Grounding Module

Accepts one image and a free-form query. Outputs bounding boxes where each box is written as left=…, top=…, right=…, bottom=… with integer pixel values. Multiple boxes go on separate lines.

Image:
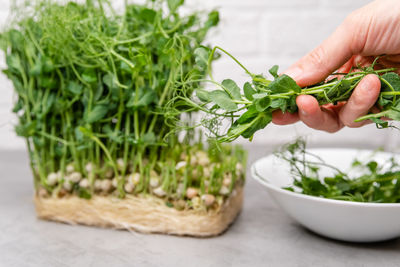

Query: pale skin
left=272, top=0, right=400, bottom=133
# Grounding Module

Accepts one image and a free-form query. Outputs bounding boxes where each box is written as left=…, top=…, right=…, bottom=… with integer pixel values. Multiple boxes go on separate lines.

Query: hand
left=272, top=0, right=400, bottom=132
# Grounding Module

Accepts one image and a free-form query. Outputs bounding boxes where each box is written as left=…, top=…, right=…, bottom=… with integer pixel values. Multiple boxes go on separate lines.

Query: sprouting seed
left=116, top=158, right=125, bottom=171
left=153, top=187, right=166, bottom=197
left=63, top=181, right=72, bottom=192
left=79, top=178, right=90, bottom=189
left=66, top=164, right=75, bottom=174
left=94, top=180, right=102, bottom=191
left=69, top=172, right=82, bottom=183
left=101, top=179, right=113, bottom=192
left=150, top=177, right=160, bottom=188
left=124, top=183, right=135, bottom=193
left=186, top=187, right=198, bottom=199
left=47, top=172, right=59, bottom=186
left=85, top=162, right=94, bottom=173
left=219, top=186, right=230, bottom=196
left=201, top=194, right=215, bottom=206
left=176, top=161, right=187, bottom=170
left=112, top=177, right=118, bottom=188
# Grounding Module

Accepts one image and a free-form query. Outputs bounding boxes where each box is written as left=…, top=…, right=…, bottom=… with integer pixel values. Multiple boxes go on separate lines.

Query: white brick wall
left=1, top=0, right=396, bottom=151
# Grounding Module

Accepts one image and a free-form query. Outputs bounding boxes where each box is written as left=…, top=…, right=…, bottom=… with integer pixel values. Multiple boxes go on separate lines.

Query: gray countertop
left=1, top=147, right=400, bottom=267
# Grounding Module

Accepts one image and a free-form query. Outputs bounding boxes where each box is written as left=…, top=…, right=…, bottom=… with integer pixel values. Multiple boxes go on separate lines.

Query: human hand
left=272, top=0, right=400, bottom=132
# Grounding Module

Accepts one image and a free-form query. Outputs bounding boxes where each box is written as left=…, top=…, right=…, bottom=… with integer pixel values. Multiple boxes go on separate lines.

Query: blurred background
left=1, top=0, right=399, bottom=151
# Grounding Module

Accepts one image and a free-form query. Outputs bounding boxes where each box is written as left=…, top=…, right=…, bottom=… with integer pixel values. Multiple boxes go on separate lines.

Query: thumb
left=284, top=19, right=358, bottom=87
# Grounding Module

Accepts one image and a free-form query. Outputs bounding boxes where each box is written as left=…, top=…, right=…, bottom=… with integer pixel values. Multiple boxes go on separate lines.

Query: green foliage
left=183, top=47, right=400, bottom=142
left=277, top=139, right=400, bottom=203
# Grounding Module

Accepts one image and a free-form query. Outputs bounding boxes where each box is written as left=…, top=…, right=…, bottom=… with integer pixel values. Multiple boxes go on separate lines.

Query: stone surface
left=1, top=147, right=400, bottom=267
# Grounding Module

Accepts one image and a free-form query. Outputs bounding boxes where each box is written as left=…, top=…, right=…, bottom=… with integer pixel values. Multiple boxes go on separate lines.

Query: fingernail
left=284, top=67, right=302, bottom=80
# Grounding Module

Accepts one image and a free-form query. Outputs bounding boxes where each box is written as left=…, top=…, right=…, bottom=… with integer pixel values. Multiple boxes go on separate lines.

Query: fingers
left=272, top=110, right=299, bottom=125
left=338, top=74, right=381, bottom=127
left=296, top=95, right=343, bottom=133
left=284, top=17, right=359, bottom=87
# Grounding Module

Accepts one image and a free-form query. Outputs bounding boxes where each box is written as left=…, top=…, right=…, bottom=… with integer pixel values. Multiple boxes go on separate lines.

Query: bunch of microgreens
left=0, top=0, right=246, bottom=207
left=178, top=47, right=400, bottom=142
left=274, top=138, right=400, bottom=203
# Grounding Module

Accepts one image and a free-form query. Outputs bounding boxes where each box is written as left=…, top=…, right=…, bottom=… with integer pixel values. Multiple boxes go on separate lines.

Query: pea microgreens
left=275, top=138, right=400, bottom=203
left=1, top=0, right=247, bottom=203
left=182, top=47, right=400, bottom=142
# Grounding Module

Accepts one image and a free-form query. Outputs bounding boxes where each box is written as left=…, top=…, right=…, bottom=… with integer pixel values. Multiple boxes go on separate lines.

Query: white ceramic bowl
left=251, top=148, right=400, bottom=243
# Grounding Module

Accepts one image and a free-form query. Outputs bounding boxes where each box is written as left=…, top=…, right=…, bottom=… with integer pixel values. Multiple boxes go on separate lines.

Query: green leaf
left=270, top=98, right=287, bottom=110
left=222, top=79, right=241, bottom=100
left=103, top=73, right=117, bottom=89
left=38, top=76, right=57, bottom=89
left=43, top=93, right=56, bottom=114
left=241, top=112, right=272, bottom=139
left=167, top=0, right=184, bottom=13
left=0, top=33, right=7, bottom=51
left=237, top=105, right=258, bottom=124
left=196, top=89, right=210, bottom=102
left=9, top=30, right=24, bottom=51
left=381, top=72, right=400, bottom=92
left=15, top=121, right=37, bottom=137
left=269, top=65, right=279, bottom=79
left=42, top=56, right=55, bottom=73
left=78, top=188, right=92, bottom=199
left=268, top=74, right=301, bottom=94
left=75, top=127, right=84, bottom=141
left=86, top=105, right=109, bottom=123
left=205, top=10, right=219, bottom=28
left=254, top=95, right=271, bottom=112
left=29, top=61, right=42, bottom=76
left=82, top=69, right=97, bottom=83
left=194, top=47, right=209, bottom=71
left=127, top=88, right=157, bottom=108
left=78, top=126, right=93, bottom=138
left=142, top=132, right=156, bottom=144
left=67, top=81, right=83, bottom=95
left=209, top=90, right=238, bottom=112
left=140, top=8, right=157, bottom=22
left=243, top=82, right=256, bottom=101
left=6, top=54, right=23, bottom=73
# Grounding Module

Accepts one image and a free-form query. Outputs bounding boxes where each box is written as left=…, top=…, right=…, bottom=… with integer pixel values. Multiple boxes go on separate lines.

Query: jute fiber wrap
left=34, top=186, right=243, bottom=237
